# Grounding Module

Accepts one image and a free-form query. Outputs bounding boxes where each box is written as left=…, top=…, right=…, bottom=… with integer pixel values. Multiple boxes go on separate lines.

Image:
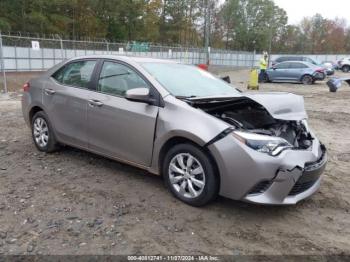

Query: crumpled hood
left=244, top=92, right=308, bottom=121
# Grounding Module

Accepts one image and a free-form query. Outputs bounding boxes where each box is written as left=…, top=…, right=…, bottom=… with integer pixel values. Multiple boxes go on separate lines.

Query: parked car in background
left=338, top=57, right=350, bottom=72
left=21, top=55, right=327, bottom=206
left=272, top=56, right=334, bottom=76
left=321, top=61, right=338, bottom=72
left=266, top=61, right=326, bottom=84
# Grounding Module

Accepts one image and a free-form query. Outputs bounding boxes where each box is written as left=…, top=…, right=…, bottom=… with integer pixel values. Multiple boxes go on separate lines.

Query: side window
left=98, top=61, right=149, bottom=97
left=276, top=63, right=290, bottom=69
left=290, top=63, right=307, bottom=69
left=52, top=60, right=96, bottom=88
left=52, top=66, right=65, bottom=83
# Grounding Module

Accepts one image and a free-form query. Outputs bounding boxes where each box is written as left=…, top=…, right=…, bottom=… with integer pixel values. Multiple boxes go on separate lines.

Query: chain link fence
left=2, top=33, right=348, bottom=93
left=0, top=33, right=257, bottom=92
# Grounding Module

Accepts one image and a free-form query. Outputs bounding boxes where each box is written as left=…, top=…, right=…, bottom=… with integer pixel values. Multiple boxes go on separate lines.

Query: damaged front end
left=188, top=94, right=314, bottom=154
left=184, top=93, right=327, bottom=204
left=243, top=143, right=327, bottom=205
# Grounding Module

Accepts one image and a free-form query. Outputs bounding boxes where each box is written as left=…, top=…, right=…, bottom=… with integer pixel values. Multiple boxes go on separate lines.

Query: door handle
left=44, top=88, right=56, bottom=95
left=88, top=99, right=104, bottom=107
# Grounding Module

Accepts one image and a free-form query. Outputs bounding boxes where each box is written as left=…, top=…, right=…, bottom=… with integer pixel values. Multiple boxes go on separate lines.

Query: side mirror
left=221, top=76, right=231, bottom=83
left=125, top=88, right=155, bottom=105
left=272, top=66, right=277, bottom=70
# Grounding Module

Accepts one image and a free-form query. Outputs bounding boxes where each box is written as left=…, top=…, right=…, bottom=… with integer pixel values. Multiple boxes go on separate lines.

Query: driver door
left=269, top=62, right=291, bottom=81
left=87, top=60, right=159, bottom=167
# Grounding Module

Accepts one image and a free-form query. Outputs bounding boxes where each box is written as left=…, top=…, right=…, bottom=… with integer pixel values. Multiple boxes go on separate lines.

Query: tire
left=342, top=65, right=350, bottom=73
left=319, top=72, right=326, bottom=81
left=31, top=111, right=59, bottom=152
left=301, top=75, right=313, bottom=85
left=163, top=143, right=219, bottom=207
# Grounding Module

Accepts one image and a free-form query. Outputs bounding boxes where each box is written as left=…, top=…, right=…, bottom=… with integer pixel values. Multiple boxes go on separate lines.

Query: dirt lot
left=0, top=70, right=349, bottom=256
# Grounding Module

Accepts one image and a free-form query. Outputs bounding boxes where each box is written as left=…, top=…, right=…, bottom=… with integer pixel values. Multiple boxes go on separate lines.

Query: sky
left=273, top=0, right=350, bottom=24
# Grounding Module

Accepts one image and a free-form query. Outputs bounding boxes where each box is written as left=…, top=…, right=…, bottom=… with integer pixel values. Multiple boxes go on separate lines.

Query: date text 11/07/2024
left=127, top=255, right=220, bottom=261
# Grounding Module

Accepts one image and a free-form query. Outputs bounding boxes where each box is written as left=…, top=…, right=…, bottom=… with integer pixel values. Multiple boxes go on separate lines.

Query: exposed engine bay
left=188, top=97, right=314, bottom=150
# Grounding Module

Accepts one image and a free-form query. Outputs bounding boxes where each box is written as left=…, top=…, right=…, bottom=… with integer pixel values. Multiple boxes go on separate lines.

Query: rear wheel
left=301, top=75, right=313, bottom=85
left=342, top=65, right=350, bottom=73
left=32, top=111, right=59, bottom=152
left=163, top=143, right=219, bottom=206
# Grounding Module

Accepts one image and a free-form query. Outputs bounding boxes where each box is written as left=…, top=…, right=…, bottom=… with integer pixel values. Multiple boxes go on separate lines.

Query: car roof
left=67, top=55, right=178, bottom=64
left=43, top=55, right=181, bottom=91
left=274, top=61, right=314, bottom=67
left=276, top=56, right=302, bottom=60
left=277, top=61, right=307, bottom=64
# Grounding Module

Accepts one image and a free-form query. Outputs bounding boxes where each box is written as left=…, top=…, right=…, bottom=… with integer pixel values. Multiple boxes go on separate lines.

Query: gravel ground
left=0, top=70, right=349, bottom=256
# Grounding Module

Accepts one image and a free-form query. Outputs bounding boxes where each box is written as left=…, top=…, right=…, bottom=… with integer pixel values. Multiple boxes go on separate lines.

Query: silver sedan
left=21, top=56, right=327, bottom=206
left=266, top=61, right=326, bottom=84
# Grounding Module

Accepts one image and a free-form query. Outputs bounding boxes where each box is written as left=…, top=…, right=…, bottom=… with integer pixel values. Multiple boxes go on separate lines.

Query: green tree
left=217, top=0, right=287, bottom=51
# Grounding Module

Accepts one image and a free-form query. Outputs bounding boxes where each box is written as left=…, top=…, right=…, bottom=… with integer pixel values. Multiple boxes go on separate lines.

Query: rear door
left=288, top=62, right=308, bottom=81
left=87, top=60, right=159, bottom=166
left=43, top=60, right=97, bottom=148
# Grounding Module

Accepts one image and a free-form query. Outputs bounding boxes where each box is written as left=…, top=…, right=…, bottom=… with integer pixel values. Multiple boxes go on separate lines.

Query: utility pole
left=268, top=25, right=273, bottom=68
left=204, top=0, right=210, bottom=65
left=252, top=40, right=256, bottom=69
left=0, top=32, right=8, bottom=93
left=267, top=5, right=274, bottom=67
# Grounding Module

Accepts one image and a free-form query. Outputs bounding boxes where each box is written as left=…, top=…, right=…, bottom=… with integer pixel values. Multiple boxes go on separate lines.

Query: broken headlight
left=232, top=131, right=293, bottom=156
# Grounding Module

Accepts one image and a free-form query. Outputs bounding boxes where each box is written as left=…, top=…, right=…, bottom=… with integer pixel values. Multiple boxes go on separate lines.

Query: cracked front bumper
left=208, top=132, right=327, bottom=205
left=244, top=145, right=327, bottom=205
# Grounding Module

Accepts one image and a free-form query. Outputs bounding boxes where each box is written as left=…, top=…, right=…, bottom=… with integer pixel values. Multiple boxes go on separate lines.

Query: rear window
left=276, top=57, right=302, bottom=63
left=304, top=57, right=317, bottom=65
left=290, top=62, right=308, bottom=69
left=275, top=57, right=286, bottom=62
left=52, top=60, right=97, bottom=89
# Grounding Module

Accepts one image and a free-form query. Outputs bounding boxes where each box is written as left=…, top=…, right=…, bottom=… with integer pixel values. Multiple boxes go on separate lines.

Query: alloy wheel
left=302, top=75, right=313, bottom=85
left=168, top=153, right=206, bottom=199
left=33, top=117, right=49, bottom=148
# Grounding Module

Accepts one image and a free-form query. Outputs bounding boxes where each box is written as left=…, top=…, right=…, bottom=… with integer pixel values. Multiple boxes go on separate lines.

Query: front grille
left=288, top=179, right=317, bottom=196
left=248, top=180, right=272, bottom=195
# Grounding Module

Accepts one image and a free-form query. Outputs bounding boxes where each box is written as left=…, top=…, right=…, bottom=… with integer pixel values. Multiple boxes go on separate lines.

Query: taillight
left=197, top=64, right=208, bottom=71
left=23, top=82, right=30, bottom=92
left=315, top=68, right=324, bottom=73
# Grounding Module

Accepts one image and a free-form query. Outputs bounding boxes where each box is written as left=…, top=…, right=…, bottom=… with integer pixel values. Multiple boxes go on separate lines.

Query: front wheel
left=163, top=143, right=219, bottom=206
left=342, top=65, right=350, bottom=73
left=301, top=75, right=313, bottom=85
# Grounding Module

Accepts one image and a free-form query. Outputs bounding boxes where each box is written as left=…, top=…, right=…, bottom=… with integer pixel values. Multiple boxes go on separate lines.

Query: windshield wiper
left=175, top=95, right=197, bottom=99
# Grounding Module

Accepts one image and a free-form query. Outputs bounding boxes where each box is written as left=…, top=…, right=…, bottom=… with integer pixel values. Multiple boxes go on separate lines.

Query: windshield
left=141, top=62, right=239, bottom=98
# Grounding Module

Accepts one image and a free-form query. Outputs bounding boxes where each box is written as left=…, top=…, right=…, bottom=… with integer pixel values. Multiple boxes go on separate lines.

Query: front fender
left=148, top=95, right=230, bottom=174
